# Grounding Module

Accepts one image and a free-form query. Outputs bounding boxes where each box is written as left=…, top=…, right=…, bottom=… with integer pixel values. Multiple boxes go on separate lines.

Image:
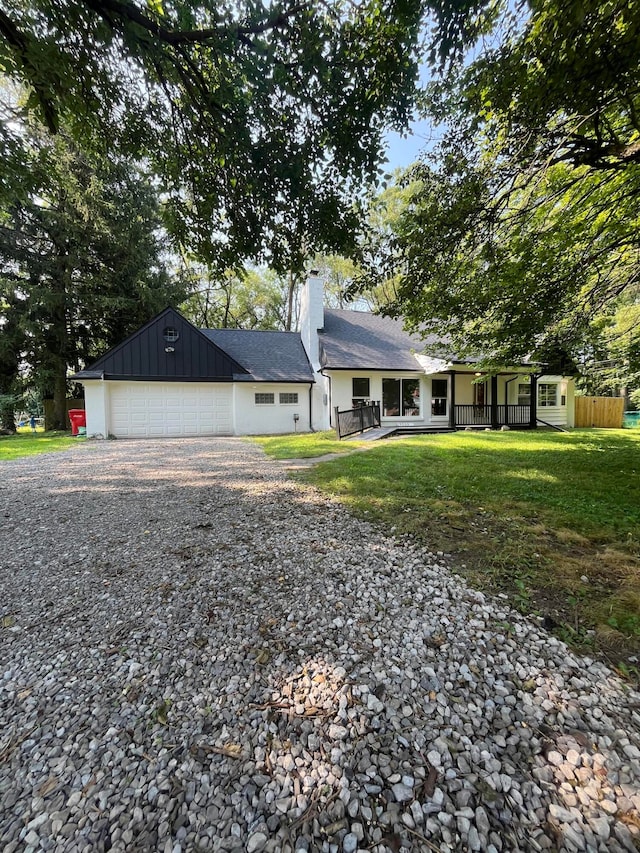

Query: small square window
left=352, top=378, right=370, bottom=398
left=255, top=393, right=275, bottom=405
left=279, top=392, right=298, bottom=404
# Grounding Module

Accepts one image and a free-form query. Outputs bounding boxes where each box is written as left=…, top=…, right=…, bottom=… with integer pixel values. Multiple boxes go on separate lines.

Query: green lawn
left=274, top=429, right=640, bottom=670
left=252, top=429, right=366, bottom=458
left=0, top=431, right=80, bottom=460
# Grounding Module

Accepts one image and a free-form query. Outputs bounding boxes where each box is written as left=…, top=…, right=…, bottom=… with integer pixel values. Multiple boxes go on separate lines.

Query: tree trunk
left=51, top=362, right=68, bottom=431
left=285, top=271, right=296, bottom=331
left=0, top=395, right=16, bottom=433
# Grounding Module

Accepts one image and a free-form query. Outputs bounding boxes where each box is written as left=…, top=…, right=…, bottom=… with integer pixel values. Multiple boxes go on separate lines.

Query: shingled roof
left=319, top=309, right=453, bottom=370
left=202, top=329, right=314, bottom=383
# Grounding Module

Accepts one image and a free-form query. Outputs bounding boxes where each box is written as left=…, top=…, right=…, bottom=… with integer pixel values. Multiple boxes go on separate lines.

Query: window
left=517, top=383, right=531, bottom=406
left=538, top=384, right=558, bottom=407
left=279, top=392, right=298, bottom=404
left=255, top=393, right=275, bottom=405
left=431, top=378, right=448, bottom=417
left=352, top=377, right=370, bottom=408
left=383, top=378, right=421, bottom=417
left=163, top=326, right=180, bottom=342
left=352, top=378, right=370, bottom=398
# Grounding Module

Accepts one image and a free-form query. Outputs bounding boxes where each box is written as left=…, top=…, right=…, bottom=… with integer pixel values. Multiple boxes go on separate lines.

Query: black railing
left=335, top=401, right=381, bottom=439
left=455, top=404, right=492, bottom=425
left=502, top=404, right=531, bottom=425
left=454, top=404, right=531, bottom=427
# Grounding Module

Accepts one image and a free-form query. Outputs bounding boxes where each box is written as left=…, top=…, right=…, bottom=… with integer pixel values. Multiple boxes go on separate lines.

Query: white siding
left=233, top=384, right=312, bottom=435
left=536, top=377, right=572, bottom=427
left=327, top=371, right=432, bottom=426
left=83, top=382, right=108, bottom=438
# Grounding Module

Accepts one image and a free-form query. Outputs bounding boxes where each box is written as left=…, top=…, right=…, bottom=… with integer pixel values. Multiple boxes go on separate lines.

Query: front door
left=473, top=380, right=486, bottom=407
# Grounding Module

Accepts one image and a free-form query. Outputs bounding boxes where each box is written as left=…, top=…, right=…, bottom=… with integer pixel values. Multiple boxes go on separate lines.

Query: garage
left=109, top=382, right=233, bottom=438
left=74, top=307, right=316, bottom=437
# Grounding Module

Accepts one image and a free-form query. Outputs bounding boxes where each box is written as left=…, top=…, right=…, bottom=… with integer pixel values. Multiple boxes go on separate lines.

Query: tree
left=0, top=0, right=427, bottom=273
left=0, top=127, right=185, bottom=429
left=364, top=0, right=640, bottom=370
left=179, top=265, right=290, bottom=330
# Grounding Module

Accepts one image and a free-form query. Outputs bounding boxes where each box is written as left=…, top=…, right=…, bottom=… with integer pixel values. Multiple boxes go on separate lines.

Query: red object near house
left=68, top=409, right=86, bottom=436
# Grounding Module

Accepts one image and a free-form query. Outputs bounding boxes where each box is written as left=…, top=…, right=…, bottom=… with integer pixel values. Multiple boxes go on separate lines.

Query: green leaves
left=1, top=0, right=426, bottom=273
left=0, top=124, right=186, bottom=427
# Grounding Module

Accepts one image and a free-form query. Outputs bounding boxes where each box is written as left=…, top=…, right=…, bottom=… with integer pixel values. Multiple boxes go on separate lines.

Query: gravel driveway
left=1, top=438, right=640, bottom=853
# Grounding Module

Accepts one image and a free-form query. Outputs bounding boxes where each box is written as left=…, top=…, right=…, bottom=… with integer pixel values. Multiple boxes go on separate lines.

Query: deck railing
left=454, top=404, right=531, bottom=427
left=334, top=401, right=381, bottom=439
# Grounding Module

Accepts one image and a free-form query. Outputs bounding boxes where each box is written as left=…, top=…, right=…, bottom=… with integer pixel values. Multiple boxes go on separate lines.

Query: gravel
left=1, top=437, right=640, bottom=853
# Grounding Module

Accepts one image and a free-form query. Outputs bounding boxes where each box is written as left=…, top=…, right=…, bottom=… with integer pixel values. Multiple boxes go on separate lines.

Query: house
left=74, top=273, right=575, bottom=438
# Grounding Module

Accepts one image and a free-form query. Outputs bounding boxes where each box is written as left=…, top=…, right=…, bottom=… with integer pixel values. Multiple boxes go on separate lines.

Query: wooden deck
left=345, top=425, right=455, bottom=441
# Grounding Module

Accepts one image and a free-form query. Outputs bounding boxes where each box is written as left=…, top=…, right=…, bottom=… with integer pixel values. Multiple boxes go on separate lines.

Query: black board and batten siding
left=85, top=308, right=248, bottom=381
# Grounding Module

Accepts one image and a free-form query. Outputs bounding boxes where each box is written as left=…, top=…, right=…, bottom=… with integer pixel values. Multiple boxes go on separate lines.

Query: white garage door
left=109, top=383, right=233, bottom=437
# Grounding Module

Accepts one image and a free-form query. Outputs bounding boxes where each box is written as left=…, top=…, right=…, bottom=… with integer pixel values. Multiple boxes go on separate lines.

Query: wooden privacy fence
left=575, top=396, right=624, bottom=428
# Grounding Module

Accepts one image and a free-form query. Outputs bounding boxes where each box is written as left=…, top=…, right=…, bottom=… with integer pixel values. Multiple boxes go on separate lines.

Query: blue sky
left=384, top=119, right=433, bottom=170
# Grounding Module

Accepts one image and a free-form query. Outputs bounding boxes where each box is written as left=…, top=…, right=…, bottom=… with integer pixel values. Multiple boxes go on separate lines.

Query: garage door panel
left=109, top=383, right=232, bottom=437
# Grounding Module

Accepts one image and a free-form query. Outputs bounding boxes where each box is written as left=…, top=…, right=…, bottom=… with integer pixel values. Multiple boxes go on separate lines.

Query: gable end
left=79, top=308, right=249, bottom=381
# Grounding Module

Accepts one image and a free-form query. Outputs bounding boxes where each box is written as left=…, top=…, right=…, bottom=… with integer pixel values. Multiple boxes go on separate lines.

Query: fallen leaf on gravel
left=255, top=648, right=270, bottom=665
left=382, top=833, right=402, bottom=852
left=475, top=777, right=499, bottom=803
left=194, top=743, right=243, bottom=759
left=152, top=700, right=171, bottom=725
left=37, top=776, right=58, bottom=796
left=2, top=615, right=16, bottom=628
left=423, top=765, right=438, bottom=797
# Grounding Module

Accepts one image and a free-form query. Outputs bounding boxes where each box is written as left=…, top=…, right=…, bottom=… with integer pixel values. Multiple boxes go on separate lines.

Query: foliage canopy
left=366, top=0, right=640, bottom=377
left=0, top=0, right=431, bottom=272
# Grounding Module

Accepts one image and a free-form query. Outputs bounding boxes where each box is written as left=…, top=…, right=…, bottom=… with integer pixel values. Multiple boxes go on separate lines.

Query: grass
left=262, top=428, right=640, bottom=670
left=0, top=430, right=80, bottom=460
left=252, top=429, right=367, bottom=459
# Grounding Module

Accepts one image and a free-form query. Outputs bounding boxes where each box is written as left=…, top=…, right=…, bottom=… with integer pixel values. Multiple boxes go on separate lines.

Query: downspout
left=320, top=368, right=332, bottom=429
left=308, top=382, right=315, bottom=432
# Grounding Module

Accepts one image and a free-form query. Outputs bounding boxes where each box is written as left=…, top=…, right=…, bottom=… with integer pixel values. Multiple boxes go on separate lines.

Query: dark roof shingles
left=202, top=329, right=314, bottom=383
left=320, top=309, right=450, bottom=370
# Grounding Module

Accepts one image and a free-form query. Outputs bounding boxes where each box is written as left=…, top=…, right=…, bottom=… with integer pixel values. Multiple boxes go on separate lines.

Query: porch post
left=491, top=375, right=499, bottom=429
left=529, top=375, right=538, bottom=429
left=504, top=377, right=509, bottom=427
left=448, top=371, right=456, bottom=429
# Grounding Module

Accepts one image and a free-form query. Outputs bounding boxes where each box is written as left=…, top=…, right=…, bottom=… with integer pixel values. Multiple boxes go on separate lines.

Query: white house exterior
left=75, top=310, right=317, bottom=438
left=74, top=273, right=575, bottom=438
left=299, top=274, right=575, bottom=432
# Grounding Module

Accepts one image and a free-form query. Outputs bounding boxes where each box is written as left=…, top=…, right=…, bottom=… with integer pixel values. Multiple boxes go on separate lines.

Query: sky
left=383, top=119, right=434, bottom=171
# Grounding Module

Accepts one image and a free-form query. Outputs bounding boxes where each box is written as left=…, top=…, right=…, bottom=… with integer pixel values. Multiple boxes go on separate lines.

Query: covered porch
left=447, top=370, right=537, bottom=430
